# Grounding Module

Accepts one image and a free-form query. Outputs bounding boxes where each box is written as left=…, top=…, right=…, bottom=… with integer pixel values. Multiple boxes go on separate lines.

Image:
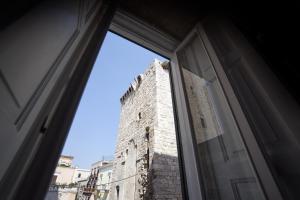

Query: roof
left=60, top=155, right=74, bottom=159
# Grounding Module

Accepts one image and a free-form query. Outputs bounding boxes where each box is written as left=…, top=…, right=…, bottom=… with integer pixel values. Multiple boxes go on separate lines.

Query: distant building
left=54, top=166, right=75, bottom=186
left=52, top=155, right=75, bottom=186
left=76, top=179, right=89, bottom=200
left=80, top=160, right=113, bottom=200
left=58, top=155, right=74, bottom=167
left=46, top=156, right=90, bottom=200
left=110, top=60, right=182, bottom=200
left=73, top=169, right=90, bottom=184
left=45, top=186, right=77, bottom=200
left=52, top=156, right=90, bottom=186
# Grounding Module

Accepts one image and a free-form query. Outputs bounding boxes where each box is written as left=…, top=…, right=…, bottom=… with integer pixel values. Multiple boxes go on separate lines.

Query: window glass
left=177, top=34, right=266, bottom=200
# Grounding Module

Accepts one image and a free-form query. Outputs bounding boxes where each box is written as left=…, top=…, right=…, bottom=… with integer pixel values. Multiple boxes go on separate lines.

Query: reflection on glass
left=178, top=35, right=266, bottom=200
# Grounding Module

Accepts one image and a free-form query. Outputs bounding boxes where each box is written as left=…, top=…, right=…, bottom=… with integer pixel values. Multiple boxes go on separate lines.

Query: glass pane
left=177, top=34, right=266, bottom=200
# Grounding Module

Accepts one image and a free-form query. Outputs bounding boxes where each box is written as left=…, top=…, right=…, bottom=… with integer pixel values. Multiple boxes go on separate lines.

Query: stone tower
left=110, top=60, right=182, bottom=200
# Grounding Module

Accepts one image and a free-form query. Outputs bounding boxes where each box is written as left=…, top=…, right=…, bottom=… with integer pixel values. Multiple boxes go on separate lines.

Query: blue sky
left=62, top=32, right=167, bottom=169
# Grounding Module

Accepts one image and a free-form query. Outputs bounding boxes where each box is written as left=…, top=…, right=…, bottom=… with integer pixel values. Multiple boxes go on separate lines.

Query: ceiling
left=119, top=0, right=206, bottom=40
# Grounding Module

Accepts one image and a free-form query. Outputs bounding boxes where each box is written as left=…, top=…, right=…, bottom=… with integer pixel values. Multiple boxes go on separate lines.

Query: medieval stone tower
left=110, top=60, right=182, bottom=200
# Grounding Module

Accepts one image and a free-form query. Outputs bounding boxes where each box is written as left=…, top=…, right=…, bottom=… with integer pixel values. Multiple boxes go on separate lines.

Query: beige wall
left=54, top=156, right=90, bottom=185
left=55, top=166, right=75, bottom=185
left=58, top=156, right=73, bottom=167
left=59, top=189, right=77, bottom=200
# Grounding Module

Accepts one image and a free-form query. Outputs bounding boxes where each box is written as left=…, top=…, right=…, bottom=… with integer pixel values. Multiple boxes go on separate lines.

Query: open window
left=1, top=1, right=300, bottom=200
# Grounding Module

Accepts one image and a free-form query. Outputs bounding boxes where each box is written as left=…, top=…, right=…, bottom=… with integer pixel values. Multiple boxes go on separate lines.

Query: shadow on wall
left=44, top=186, right=77, bottom=200
left=45, top=188, right=59, bottom=200
left=143, top=152, right=182, bottom=200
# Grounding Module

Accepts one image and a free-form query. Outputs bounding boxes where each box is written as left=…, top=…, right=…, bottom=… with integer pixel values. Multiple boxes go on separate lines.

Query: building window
left=145, top=132, right=149, bottom=141
left=138, top=112, right=142, bottom=119
left=116, top=185, right=120, bottom=200
left=145, top=126, right=150, bottom=132
left=78, top=173, right=81, bottom=178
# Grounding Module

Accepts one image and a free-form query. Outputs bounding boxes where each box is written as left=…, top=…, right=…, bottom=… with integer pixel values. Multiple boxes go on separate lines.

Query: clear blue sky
left=62, top=32, right=167, bottom=169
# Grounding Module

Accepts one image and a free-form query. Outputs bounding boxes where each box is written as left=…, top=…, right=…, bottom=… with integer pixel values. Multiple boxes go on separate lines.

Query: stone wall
left=150, top=61, right=182, bottom=200
left=110, top=60, right=182, bottom=200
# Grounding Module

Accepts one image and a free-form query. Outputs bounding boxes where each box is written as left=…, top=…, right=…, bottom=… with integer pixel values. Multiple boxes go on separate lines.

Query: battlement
left=120, top=59, right=168, bottom=104
left=120, top=74, right=143, bottom=104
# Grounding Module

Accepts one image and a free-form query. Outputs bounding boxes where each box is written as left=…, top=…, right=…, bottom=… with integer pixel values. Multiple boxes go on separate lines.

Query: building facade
left=52, top=156, right=90, bottom=186
left=58, top=155, right=74, bottom=167
left=53, top=156, right=76, bottom=185
left=76, top=179, right=89, bottom=200
left=46, top=156, right=90, bottom=200
left=73, top=169, right=91, bottom=184
left=79, top=160, right=113, bottom=200
left=110, top=60, right=182, bottom=200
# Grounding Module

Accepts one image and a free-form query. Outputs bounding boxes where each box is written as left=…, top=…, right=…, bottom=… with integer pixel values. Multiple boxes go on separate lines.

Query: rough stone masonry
left=110, top=59, right=182, bottom=200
